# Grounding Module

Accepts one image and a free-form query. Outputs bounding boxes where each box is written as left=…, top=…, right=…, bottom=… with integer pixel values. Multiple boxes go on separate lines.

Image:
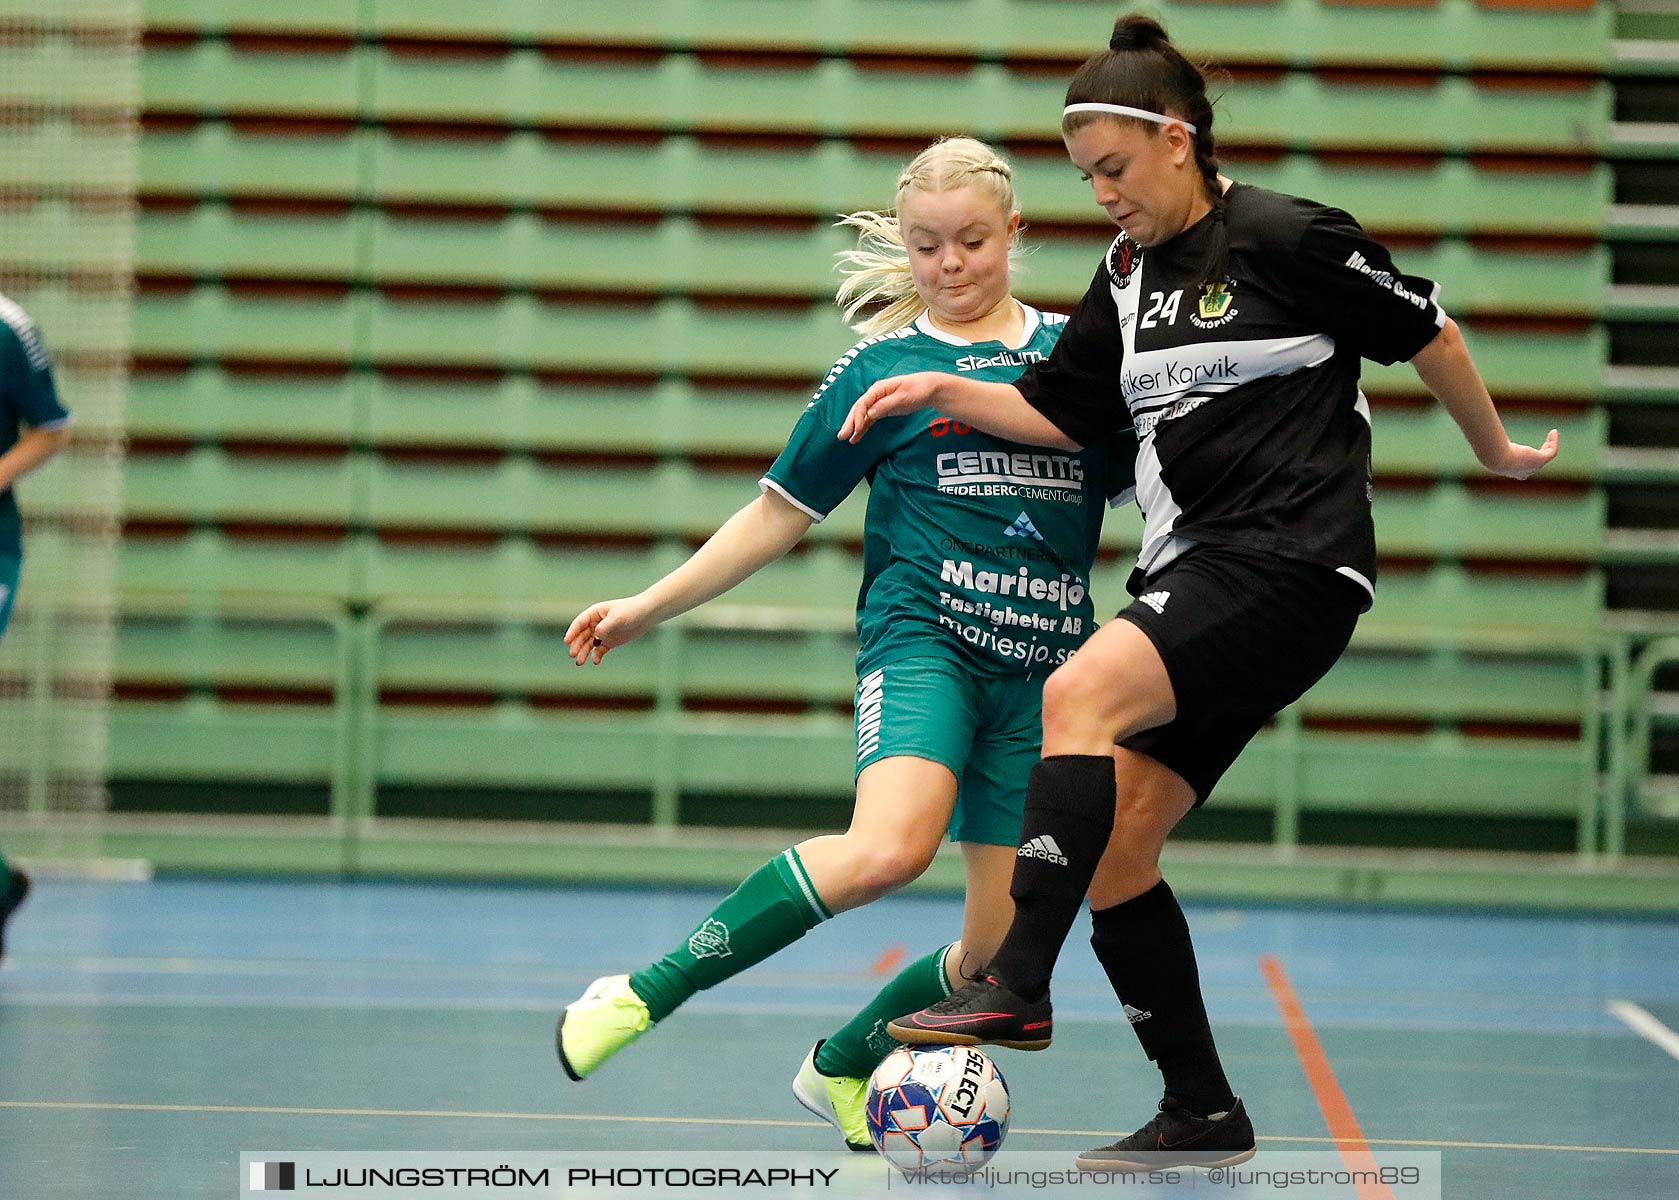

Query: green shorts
left=853, top=656, right=1043, bottom=847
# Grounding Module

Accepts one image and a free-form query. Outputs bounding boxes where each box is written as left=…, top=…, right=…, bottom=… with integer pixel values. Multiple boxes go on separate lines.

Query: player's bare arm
left=838, top=372, right=1079, bottom=450
left=0, top=422, right=72, bottom=492
left=1412, top=317, right=1558, bottom=482
left=564, top=489, right=812, bottom=666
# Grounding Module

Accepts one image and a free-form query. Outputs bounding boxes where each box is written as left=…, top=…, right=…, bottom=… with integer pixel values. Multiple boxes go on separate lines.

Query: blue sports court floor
left=0, top=877, right=1675, bottom=1197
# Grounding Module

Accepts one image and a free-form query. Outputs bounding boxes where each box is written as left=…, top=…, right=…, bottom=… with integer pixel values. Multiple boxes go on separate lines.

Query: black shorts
left=1116, top=543, right=1364, bottom=804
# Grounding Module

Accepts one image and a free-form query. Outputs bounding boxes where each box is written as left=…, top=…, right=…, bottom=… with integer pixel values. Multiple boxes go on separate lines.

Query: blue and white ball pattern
left=865, top=1045, right=1010, bottom=1174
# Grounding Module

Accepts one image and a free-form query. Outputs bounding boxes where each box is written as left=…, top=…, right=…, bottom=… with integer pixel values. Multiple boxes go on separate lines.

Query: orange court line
left=1260, top=953, right=1398, bottom=1200
left=869, top=944, right=907, bottom=976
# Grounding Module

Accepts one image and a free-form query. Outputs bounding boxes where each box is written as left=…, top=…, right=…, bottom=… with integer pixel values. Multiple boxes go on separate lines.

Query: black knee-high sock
left=1089, top=879, right=1236, bottom=1117
left=986, top=754, right=1115, bottom=1001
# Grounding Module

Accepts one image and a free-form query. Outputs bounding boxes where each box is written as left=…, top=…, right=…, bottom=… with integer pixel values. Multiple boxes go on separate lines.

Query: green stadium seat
left=109, top=598, right=353, bottom=789
left=366, top=50, right=1608, bottom=155
left=367, top=210, right=849, bottom=296
left=677, top=627, right=859, bottom=701
left=115, top=612, right=343, bottom=688
left=128, top=366, right=357, bottom=444
left=1371, top=482, right=1606, bottom=560
left=1246, top=730, right=1588, bottom=814
left=7, top=32, right=134, bottom=109
left=1360, top=564, right=1603, bottom=641
left=363, top=539, right=863, bottom=612
left=143, top=0, right=359, bottom=36
left=1307, top=649, right=1588, bottom=722
left=132, top=286, right=361, bottom=362
left=117, top=530, right=363, bottom=601
left=369, top=706, right=656, bottom=790
left=5, top=198, right=132, bottom=279
left=142, top=39, right=363, bottom=118
left=137, top=205, right=363, bottom=280
left=390, top=0, right=1611, bottom=73
left=123, top=447, right=360, bottom=524
left=373, top=617, right=860, bottom=705
left=1215, top=74, right=1608, bottom=155
left=363, top=293, right=851, bottom=374
left=369, top=375, right=802, bottom=456
left=3, top=117, right=133, bottom=193
left=366, top=456, right=864, bottom=540
left=140, top=123, right=363, bottom=199
left=375, top=619, right=662, bottom=696
left=1, top=283, right=133, bottom=358
left=368, top=706, right=861, bottom=796
left=110, top=700, right=344, bottom=782
left=364, top=541, right=688, bottom=608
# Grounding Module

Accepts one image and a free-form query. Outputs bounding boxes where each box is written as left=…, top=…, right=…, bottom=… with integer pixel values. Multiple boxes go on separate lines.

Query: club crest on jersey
left=1192, top=280, right=1237, bottom=328
left=1110, top=236, right=1142, bottom=287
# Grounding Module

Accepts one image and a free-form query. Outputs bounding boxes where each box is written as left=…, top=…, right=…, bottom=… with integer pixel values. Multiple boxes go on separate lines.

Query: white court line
left=1608, top=999, right=1679, bottom=1062
left=0, top=1101, right=1676, bottom=1156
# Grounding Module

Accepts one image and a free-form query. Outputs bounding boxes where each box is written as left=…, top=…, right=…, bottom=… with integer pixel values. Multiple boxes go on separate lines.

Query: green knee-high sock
left=0, top=849, right=9, bottom=886
left=630, top=847, right=832, bottom=1023
left=814, top=942, right=956, bottom=1078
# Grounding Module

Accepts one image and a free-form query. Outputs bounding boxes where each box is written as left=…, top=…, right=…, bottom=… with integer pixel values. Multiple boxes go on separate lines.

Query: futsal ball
left=865, top=1045, right=1010, bottom=1175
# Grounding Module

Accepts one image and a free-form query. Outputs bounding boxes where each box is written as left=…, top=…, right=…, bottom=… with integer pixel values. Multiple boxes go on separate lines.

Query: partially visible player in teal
left=557, top=137, right=1137, bottom=1148
left=0, top=294, right=74, bottom=961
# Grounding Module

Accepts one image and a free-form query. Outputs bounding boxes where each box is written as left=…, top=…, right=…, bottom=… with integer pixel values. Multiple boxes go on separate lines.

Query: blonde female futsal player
left=557, top=137, right=1136, bottom=1150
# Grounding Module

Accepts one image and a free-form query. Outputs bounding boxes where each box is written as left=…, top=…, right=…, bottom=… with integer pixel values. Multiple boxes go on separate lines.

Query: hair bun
left=1109, top=14, right=1169, bottom=53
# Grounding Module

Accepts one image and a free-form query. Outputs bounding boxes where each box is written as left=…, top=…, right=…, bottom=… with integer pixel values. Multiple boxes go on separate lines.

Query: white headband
left=1062, top=103, right=1196, bottom=136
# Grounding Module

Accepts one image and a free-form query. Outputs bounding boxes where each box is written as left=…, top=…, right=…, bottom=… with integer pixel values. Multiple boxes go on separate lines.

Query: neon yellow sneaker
left=791, top=1041, right=874, bottom=1152
left=556, top=975, right=652, bottom=1081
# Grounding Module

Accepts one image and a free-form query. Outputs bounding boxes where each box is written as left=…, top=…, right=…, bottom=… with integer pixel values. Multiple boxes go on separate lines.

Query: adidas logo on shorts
left=1017, top=835, right=1069, bottom=866
left=1138, top=591, right=1170, bottom=615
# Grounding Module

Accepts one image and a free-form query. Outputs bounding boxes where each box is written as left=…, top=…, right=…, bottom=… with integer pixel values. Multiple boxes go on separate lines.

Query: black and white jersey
left=1014, top=182, right=1445, bottom=607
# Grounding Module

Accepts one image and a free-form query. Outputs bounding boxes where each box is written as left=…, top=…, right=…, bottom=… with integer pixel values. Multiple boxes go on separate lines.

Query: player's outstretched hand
left=564, top=597, right=656, bottom=665
left=838, top=372, right=945, bottom=443
left=1482, top=429, right=1560, bottom=481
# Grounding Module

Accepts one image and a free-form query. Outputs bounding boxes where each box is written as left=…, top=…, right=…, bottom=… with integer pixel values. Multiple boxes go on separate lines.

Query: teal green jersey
left=0, top=295, right=70, bottom=558
left=763, top=305, right=1138, bottom=680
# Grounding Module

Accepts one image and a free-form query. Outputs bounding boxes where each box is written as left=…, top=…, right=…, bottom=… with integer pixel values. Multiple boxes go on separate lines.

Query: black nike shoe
left=1074, top=1096, right=1256, bottom=1172
left=885, top=972, right=1052, bottom=1051
left=0, top=868, right=31, bottom=961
